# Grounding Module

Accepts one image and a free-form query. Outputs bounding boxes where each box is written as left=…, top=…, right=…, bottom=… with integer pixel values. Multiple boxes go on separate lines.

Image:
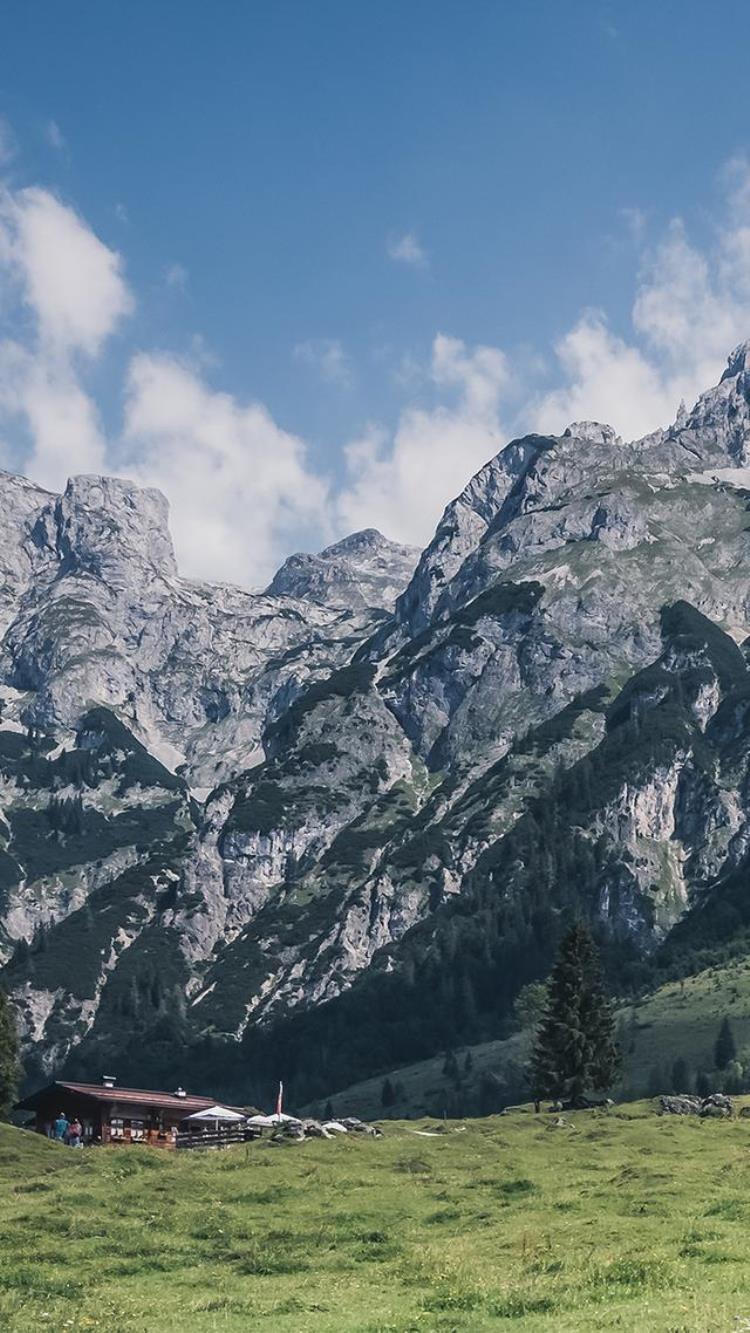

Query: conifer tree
left=695, top=1070, right=711, bottom=1099
left=647, top=1065, right=664, bottom=1097
left=0, top=988, right=21, bottom=1118
left=671, top=1057, right=690, bottom=1094
left=380, top=1077, right=396, bottom=1108
left=442, top=1050, right=460, bottom=1083
left=529, top=923, right=619, bottom=1101
left=714, top=1016, right=737, bottom=1070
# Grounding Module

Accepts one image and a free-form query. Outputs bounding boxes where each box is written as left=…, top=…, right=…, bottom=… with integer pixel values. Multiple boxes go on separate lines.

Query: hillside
left=5, top=344, right=750, bottom=1100
left=315, top=959, right=750, bottom=1121
left=4, top=1108, right=750, bottom=1331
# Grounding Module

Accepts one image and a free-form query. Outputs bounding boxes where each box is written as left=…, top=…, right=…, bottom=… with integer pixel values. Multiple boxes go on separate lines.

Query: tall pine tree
left=529, top=923, right=619, bottom=1101
left=714, top=1017, right=737, bottom=1070
left=0, top=987, right=21, bottom=1118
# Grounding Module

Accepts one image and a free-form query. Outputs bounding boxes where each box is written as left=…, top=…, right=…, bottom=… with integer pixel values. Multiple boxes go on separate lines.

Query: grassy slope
left=619, top=959, right=750, bottom=1093
left=315, top=1034, right=529, bottom=1121
left=318, top=959, right=750, bottom=1121
left=5, top=1106, right=750, bottom=1331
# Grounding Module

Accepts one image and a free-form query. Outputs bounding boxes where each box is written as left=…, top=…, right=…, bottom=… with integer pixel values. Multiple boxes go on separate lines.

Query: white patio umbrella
left=184, top=1105, right=246, bottom=1122
left=246, top=1112, right=299, bottom=1128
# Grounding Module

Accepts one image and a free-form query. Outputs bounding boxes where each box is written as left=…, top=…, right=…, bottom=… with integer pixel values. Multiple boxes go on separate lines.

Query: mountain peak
left=319, top=528, right=398, bottom=558
left=266, top=528, right=419, bottom=611
left=720, top=339, right=750, bottom=383
left=57, top=474, right=177, bottom=582
left=562, top=421, right=620, bottom=446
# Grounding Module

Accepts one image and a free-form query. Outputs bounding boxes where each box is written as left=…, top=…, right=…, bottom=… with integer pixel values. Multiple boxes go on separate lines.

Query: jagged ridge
left=4, top=342, right=750, bottom=1103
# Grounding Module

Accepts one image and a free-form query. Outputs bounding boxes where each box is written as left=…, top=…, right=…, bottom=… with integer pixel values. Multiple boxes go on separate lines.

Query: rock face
left=6, top=343, right=750, bottom=1102
left=267, top=528, right=419, bottom=611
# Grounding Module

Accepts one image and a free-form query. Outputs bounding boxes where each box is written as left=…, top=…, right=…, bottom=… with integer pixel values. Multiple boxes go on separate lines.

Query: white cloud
left=0, top=118, right=16, bottom=167
left=344, top=162, right=750, bottom=545
left=530, top=313, right=676, bottom=441
left=337, top=335, right=509, bottom=544
left=0, top=185, right=131, bottom=487
left=293, top=337, right=352, bottom=386
left=0, top=186, right=133, bottom=356
left=432, top=333, right=510, bottom=417
left=0, top=180, right=331, bottom=580
left=45, top=120, right=66, bottom=152
left=0, top=341, right=106, bottom=483
left=530, top=160, right=750, bottom=441
left=387, top=231, right=428, bottom=268
left=122, top=353, right=331, bottom=584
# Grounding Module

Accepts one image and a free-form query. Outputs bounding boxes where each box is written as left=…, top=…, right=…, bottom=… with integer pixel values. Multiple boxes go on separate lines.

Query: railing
left=175, top=1128, right=257, bottom=1151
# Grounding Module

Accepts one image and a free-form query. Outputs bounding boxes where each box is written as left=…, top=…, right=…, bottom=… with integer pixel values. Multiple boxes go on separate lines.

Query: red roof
left=16, top=1080, right=222, bottom=1115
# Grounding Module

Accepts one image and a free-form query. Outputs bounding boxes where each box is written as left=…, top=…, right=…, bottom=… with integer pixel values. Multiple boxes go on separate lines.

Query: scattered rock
left=658, top=1096, right=702, bottom=1116
left=341, top=1117, right=383, bottom=1137
left=270, top=1115, right=381, bottom=1143
left=658, top=1093, right=733, bottom=1118
left=701, top=1094, right=733, bottom=1118
left=271, top=1118, right=306, bottom=1143
left=301, top=1118, right=333, bottom=1139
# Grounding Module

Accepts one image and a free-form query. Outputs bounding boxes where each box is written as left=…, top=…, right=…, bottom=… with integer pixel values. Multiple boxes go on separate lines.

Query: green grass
left=5, top=1104, right=750, bottom=1330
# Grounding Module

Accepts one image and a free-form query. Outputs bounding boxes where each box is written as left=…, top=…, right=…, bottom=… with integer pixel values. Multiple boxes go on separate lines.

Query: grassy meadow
left=4, top=1103, right=750, bottom=1331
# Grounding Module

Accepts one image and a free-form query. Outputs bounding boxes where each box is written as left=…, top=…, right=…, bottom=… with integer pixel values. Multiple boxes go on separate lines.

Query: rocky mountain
left=5, top=343, right=750, bottom=1104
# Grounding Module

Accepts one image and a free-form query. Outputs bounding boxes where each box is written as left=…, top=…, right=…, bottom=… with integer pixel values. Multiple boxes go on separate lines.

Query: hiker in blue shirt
left=53, top=1112, right=69, bottom=1142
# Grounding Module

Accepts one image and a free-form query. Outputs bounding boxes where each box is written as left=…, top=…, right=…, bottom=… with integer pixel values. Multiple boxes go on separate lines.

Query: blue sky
left=1, top=1, right=750, bottom=584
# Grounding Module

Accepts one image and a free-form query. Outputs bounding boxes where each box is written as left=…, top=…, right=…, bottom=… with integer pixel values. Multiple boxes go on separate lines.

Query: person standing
left=67, top=1117, right=83, bottom=1148
left=53, top=1111, right=69, bottom=1143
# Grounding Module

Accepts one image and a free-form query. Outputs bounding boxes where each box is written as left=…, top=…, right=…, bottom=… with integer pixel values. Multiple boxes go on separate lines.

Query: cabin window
left=110, top=1117, right=124, bottom=1140
left=130, top=1119, right=145, bottom=1142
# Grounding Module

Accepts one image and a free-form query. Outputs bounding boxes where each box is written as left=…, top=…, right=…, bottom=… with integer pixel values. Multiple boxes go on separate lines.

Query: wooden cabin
left=15, top=1076, right=233, bottom=1148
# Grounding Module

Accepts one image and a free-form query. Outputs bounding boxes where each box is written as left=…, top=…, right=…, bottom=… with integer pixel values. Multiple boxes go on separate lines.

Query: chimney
left=175, top=1086, right=186, bottom=1098
left=102, top=1074, right=116, bottom=1089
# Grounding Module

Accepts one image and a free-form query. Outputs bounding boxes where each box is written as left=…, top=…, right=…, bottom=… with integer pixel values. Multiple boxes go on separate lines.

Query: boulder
left=272, top=1118, right=306, bottom=1142
left=700, top=1094, right=733, bottom=1118
left=658, top=1093, right=733, bottom=1117
left=658, top=1096, right=702, bottom=1115
left=341, top=1117, right=382, bottom=1137
left=302, top=1118, right=333, bottom=1139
